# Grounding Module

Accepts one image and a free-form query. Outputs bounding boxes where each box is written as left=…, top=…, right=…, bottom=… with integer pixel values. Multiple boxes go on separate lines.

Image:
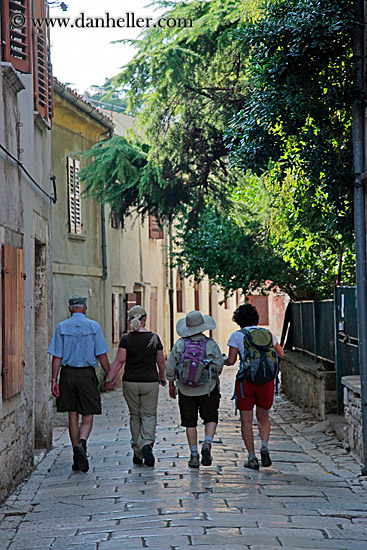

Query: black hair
left=232, top=303, right=259, bottom=328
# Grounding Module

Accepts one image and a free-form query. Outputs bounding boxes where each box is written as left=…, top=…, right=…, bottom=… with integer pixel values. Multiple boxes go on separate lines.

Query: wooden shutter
left=2, top=245, right=25, bottom=399
left=176, top=272, right=183, bottom=313
left=224, top=294, right=229, bottom=309
left=126, top=293, right=137, bottom=312
left=194, top=281, right=200, bottom=311
left=149, top=215, right=163, bottom=239
left=150, top=291, right=157, bottom=332
left=112, top=293, right=120, bottom=343
left=236, top=289, right=240, bottom=308
left=33, top=0, right=53, bottom=119
left=2, top=0, right=31, bottom=73
left=67, top=158, right=82, bottom=234
left=246, top=295, right=269, bottom=325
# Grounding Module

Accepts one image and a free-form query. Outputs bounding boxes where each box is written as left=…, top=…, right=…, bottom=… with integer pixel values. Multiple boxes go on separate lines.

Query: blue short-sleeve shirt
left=48, top=313, right=108, bottom=367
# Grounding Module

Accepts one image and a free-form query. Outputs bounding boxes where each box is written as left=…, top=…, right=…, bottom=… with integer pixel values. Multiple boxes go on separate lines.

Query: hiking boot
left=73, top=441, right=89, bottom=473
left=260, top=446, right=272, bottom=467
left=201, top=441, right=212, bottom=466
left=244, top=456, right=259, bottom=470
left=133, top=453, right=143, bottom=465
left=188, top=453, right=200, bottom=468
left=142, top=444, right=155, bottom=467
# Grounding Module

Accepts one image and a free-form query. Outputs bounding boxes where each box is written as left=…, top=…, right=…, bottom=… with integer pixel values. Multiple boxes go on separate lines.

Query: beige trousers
left=122, top=381, right=159, bottom=458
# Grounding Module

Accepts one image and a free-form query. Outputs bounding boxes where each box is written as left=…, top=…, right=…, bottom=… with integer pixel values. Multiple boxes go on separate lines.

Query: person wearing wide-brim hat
left=166, top=310, right=224, bottom=468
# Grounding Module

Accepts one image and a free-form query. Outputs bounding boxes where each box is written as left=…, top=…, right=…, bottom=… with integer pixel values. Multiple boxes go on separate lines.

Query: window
left=33, top=0, right=53, bottom=119
left=246, top=295, right=269, bottom=325
left=150, top=290, right=157, bottom=332
left=236, top=289, right=241, bottom=308
left=224, top=293, right=229, bottom=309
left=149, top=215, right=163, bottom=239
left=111, top=212, right=124, bottom=229
left=176, top=272, right=183, bottom=313
left=112, top=293, right=126, bottom=342
left=1, top=0, right=31, bottom=73
left=194, top=281, right=200, bottom=311
left=67, top=157, right=82, bottom=234
left=2, top=245, right=25, bottom=399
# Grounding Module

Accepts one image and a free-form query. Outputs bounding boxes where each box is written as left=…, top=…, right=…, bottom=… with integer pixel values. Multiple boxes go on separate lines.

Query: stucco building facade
left=0, top=0, right=54, bottom=502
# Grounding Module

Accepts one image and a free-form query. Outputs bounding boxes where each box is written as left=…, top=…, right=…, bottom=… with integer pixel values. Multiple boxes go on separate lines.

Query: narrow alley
left=1, top=366, right=367, bottom=550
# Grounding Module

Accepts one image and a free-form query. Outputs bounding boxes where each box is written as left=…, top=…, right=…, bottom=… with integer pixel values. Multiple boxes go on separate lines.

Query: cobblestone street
left=1, top=366, right=367, bottom=550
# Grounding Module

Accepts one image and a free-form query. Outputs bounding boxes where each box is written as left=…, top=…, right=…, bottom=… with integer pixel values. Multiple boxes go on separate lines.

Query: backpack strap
left=241, top=328, right=273, bottom=351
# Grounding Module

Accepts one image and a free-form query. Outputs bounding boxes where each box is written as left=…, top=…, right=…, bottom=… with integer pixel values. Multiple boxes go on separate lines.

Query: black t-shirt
left=119, top=331, right=163, bottom=383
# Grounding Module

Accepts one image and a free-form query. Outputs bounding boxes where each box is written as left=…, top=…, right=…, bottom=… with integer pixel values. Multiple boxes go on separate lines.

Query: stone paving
left=1, top=366, right=367, bottom=550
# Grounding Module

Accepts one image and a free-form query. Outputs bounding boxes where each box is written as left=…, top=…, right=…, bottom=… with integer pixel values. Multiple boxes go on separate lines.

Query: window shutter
left=112, top=293, right=120, bottom=344
left=2, top=0, right=31, bottom=73
left=2, top=245, right=25, bottom=399
left=33, top=0, right=53, bottom=119
left=246, top=295, right=269, bottom=325
left=176, top=272, right=183, bottom=313
left=150, top=291, right=157, bottom=332
left=194, top=281, right=200, bottom=311
left=149, top=215, right=163, bottom=239
left=67, top=158, right=82, bottom=234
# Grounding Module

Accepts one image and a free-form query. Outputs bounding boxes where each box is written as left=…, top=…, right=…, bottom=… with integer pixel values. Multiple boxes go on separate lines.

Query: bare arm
left=275, top=342, right=284, bottom=358
left=156, top=349, right=167, bottom=386
left=106, top=347, right=127, bottom=381
left=97, top=352, right=110, bottom=376
left=223, top=346, right=238, bottom=366
left=51, top=356, right=62, bottom=398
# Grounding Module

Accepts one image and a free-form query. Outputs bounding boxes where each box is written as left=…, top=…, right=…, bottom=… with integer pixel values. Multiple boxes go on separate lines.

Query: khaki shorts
left=57, top=366, right=101, bottom=415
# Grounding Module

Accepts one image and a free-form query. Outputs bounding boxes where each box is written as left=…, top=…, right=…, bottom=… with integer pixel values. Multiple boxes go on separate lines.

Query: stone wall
left=342, top=376, right=363, bottom=461
left=281, top=351, right=337, bottom=420
left=0, top=401, right=33, bottom=503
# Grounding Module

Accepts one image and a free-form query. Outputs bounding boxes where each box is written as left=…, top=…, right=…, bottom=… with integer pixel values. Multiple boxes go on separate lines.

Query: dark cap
left=69, top=294, right=87, bottom=306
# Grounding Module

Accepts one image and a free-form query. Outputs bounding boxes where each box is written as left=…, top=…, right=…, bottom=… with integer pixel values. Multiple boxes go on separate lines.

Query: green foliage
left=226, top=0, right=355, bottom=228
left=111, top=0, right=258, bottom=221
left=80, top=0, right=356, bottom=301
left=172, top=175, right=296, bottom=298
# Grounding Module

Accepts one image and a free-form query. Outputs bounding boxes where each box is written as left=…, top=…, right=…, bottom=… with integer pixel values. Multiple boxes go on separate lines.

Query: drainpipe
left=101, top=204, right=107, bottom=281
left=353, top=0, right=367, bottom=475
left=99, top=129, right=113, bottom=284
left=168, top=222, right=174, bottom=349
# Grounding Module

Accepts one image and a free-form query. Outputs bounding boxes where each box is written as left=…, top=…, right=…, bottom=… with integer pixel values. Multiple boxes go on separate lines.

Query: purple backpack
left=177, top=338, right=207, bottom=387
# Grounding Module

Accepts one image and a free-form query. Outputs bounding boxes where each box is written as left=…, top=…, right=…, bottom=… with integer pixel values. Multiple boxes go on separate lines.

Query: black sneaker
left=201, top=442, right=212, bottom=466
left=133, top=454, right=143, bottom=465
left=72, top=459, right=79, bottom=471
left=244, top=456, right=259, bottom=470
left=73, top=442, right=89, bottom=473
left=188, top=453, right=200, bottom=468
left=260, top=447, right=272, bottom=467
left=142, top=444, right=155, bottom=467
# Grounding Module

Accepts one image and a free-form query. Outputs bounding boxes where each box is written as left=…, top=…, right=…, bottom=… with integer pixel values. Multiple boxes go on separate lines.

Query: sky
left=49, top=0, right=162, bottom=93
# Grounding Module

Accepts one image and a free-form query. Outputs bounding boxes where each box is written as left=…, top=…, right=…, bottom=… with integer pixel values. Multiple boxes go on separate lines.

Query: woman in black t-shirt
left=105, top=306, right=166, bottom=467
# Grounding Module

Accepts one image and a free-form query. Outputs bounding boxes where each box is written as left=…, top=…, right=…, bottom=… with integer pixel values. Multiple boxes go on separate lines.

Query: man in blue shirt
left=48, top=295, right=110, bottom=472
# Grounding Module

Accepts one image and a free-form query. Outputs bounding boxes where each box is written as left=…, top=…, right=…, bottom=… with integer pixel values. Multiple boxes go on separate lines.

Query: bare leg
left=68, top=412, right=80, bottom=446
left=186, top=427, right=197, bottom=448
left=204, top=422, right=217, bottom=439
left=80, top=415, right=94, bottom=442
left=240, top=410, right=255, bottom=454
left=256, top=407, right=270, bottom=443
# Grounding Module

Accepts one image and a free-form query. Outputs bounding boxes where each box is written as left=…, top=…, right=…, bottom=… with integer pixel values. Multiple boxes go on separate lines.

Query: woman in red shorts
left=224, top=303, right=284, bottom=470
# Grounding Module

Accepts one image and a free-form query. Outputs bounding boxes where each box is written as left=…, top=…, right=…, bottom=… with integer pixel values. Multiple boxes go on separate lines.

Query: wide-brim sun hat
left=176, top=310, right=216, bottom=337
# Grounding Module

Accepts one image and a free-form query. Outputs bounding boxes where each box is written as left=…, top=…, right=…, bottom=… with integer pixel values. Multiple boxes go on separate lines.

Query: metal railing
left=291, top=300, right=335, bottom=365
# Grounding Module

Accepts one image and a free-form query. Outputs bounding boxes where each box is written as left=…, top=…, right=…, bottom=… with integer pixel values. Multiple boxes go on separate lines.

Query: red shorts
left=235, top=379, right=274, bottom=411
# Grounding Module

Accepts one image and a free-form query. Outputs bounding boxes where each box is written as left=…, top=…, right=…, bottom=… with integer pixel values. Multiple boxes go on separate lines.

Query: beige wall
left=0, top=67, right=53, bottom=503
